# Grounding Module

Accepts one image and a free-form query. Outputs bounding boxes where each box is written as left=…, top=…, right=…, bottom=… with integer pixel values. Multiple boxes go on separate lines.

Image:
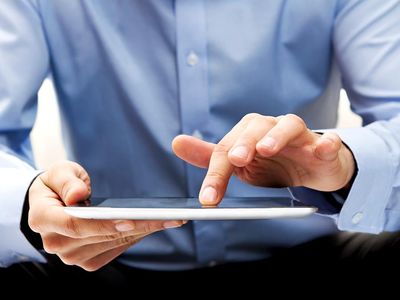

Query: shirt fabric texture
left=1, top=0, right=400, bottom=270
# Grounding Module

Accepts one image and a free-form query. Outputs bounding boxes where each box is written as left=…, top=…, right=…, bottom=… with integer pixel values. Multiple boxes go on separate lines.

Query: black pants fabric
left=1, top=231, right=399, bottom=292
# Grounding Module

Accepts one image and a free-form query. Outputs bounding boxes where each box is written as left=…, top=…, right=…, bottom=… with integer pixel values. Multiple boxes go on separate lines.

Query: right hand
left=28, top=161, right=186, bottom=271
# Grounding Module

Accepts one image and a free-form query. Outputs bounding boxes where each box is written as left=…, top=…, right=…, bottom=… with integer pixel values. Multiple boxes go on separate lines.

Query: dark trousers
left=1, top=231, right=399, bottom=292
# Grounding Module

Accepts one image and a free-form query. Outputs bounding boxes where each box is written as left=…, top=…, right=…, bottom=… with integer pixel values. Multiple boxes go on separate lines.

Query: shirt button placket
left=175, top=0, right=225, bottom=265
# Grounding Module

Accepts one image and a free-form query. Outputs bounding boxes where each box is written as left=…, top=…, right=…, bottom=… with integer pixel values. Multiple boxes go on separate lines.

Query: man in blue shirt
left=1, top=0, right=400, bottom=284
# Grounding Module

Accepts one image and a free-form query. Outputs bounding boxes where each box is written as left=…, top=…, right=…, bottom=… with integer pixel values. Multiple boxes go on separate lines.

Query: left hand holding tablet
left=28, top=161, right=186, bottom=271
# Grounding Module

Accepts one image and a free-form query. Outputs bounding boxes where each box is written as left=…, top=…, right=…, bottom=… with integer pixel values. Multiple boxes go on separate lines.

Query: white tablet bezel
left=64, top=197, right=317, bottom=220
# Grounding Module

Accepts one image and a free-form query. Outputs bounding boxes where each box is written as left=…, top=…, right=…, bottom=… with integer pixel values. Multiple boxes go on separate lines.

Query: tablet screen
left=80, top=197, right=307, bottom=209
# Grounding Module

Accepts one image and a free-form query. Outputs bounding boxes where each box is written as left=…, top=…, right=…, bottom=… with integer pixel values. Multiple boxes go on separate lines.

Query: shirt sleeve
left=0, top=0, right=49, bottom=266
left=291, top=0, right=400, bottom=234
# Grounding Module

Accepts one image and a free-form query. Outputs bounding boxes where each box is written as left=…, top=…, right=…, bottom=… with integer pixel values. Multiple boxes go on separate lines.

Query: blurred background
left=30, top=79, right=362, bottom=170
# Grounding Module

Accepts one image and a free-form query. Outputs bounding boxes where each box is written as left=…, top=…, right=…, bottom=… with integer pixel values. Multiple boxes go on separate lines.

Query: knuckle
left=286, top=114, right=306, bottom=129
left=327, top=132, right=340, bottom=141
left=74, top=162, right=90, bottom=182
left=59, top=254, right=78, bottom=266
left=262, top=116, right=278, bottom=125
left=81, top=261, right=102, bottom=272
left=250, top=115, right=277, bottom=130
left=55, top=160, right=80, bottom=171
left=214, top=142, right=230, bottom=154
left=42, top=238, right=61, bottom=254
left=47, top=161, right=69, bottom=177
left=324, top=132, right=342, bottom=147
left=58, top=254, right=75, bottom=266
left=242, top=113, right=260, bottom=122
left=59, top=180, right=70, bottom=201
left=59, top=251, right=87, bottom=266
left=81, top=175, right=91, bottom=188
left=239, top=135, right=259, bottom=147
left=207, top=170, right=227, bottom=182
left=77, top=168, right=90, bottom=182
left=49, top=160, right=88, bottom=182
left=27, top=211, right=41, bottom=233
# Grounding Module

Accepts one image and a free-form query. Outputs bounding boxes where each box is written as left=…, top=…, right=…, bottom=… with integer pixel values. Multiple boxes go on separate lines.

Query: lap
left=1, top=231, right=399, bottom=289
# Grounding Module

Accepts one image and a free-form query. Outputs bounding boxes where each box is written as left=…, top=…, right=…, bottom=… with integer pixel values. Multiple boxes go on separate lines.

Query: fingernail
left=230, top=146, right=249, bottom=160
left=200, top=186, right=217, bottom=205
left=163, top=221, right=182, bottom=229
left=260, top=137, right=276, bottom=150
left=115, top=221, right=135, bottom=232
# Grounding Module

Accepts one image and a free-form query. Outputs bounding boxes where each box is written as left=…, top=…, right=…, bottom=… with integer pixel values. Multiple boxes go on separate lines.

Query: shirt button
left=352, top=212, right=363, bottom=224
left=208, top=261, right=217, bottom=267
left=192, top=129, right=203, bottom=140
left=187, top=51, right=199, bottom=66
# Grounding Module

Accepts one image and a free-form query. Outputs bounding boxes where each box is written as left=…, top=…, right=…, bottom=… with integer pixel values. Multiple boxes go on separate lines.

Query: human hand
left=28, top=161, right=185, bottom=271
left=173, top=113, right=355, bottom=206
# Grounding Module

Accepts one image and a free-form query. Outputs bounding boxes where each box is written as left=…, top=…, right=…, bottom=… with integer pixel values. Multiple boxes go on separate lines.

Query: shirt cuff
left=0, top=169, right=46, bottom=267
left=288, top=187, right=342, bottom=216
left=333, top=127, right=395, bottom=233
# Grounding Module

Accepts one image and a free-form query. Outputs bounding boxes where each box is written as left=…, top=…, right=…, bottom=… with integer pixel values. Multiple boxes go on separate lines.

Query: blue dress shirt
left=1, top=0, right=400, bottom=269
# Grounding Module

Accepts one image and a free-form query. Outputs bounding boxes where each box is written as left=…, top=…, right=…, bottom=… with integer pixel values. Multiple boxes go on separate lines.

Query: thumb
left=40, top=161, right=91, bottom=206
left=314, top=132, right=342, bottom=162
left=172, top=134, right=215, bottom=168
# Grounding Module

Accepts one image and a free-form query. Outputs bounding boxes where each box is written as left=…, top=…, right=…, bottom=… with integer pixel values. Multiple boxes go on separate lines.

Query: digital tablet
left=64, top=197, right=317, bottom=220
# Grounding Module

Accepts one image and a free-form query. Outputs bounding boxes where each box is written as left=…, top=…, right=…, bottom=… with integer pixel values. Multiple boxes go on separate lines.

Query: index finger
left=199, top=115, right=254, bottom=206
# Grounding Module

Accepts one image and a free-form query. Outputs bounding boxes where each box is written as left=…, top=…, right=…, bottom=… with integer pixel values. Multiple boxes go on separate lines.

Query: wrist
left=337, top=143, right=358, bottom=199
left=21, top=173, right=44, bottom=250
